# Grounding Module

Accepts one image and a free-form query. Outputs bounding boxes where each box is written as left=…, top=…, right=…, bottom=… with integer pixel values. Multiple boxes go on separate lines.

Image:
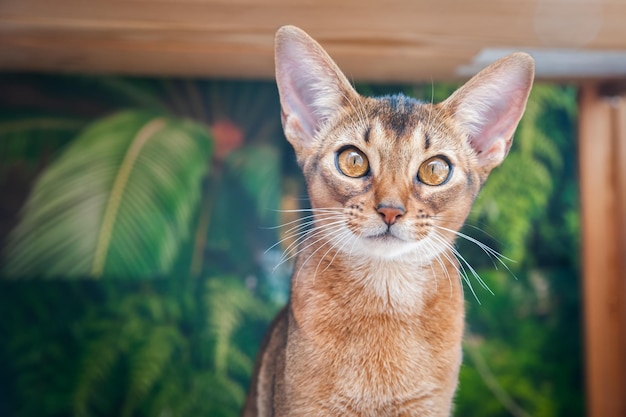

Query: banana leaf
left=4, top=110, right=213, bottom=278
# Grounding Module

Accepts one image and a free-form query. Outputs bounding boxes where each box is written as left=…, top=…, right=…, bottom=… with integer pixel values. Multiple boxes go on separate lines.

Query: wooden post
left=578, top=84, right=626, bottom=417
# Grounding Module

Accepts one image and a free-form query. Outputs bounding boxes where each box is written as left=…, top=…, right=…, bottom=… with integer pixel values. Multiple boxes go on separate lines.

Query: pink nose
left=376, top=204, right=405, bottom=226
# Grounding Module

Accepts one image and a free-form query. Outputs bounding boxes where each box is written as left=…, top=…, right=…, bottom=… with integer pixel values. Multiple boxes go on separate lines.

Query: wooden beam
left=578, top=84, right=626, bottom=417
left=1, top=0, right=626, bottom=81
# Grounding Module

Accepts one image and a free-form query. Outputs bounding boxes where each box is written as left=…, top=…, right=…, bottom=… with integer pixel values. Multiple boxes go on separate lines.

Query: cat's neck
left=288, top=244, right=464, bottom=346
left=290, top=242, right=461, bottom=320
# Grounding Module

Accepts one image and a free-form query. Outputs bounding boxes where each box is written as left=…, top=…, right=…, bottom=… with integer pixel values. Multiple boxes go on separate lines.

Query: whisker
left=278, top=213, right=344, bottom=235
left=431, top=215, right=507, bottom=245
left=277, top=222, right=345, bottom=262
left=261, top=214, right=318, bottom=231
left=424, top=240, right=439, bottom=294
left=429, top=232, right=487, bottom=304
left=295, top=225, right=352, bottom=280
left=434, top=225, right=515, bottom=274
left=266, top=221, right=316, bottom=255
left=450, top=245, right=494, bottom=295
left=435, top=238, right=468, bottom=289
left=424, top=238, right=454, bottom=296
left=264, top=214, right=344, bottom=254
left=265, top=205, right=352, bottom=277
left=263, top=209, right=345, bottom=237
left=433, top=230, right=492, bottom=291
left=314, top=229, right=355, bottom=277
left=276, top=221, right=347, bottom=270
left=273, top=208, right=344, bottom=214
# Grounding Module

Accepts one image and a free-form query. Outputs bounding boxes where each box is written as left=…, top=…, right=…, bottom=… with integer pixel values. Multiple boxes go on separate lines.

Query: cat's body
left=242, top=26, right=534, bottom=417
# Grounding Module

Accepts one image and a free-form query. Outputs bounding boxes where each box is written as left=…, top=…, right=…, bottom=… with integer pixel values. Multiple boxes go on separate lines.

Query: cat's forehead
left=359, top=94, right=457, bottom=148
left=369, top=95, right=424, bottom=132
left=318, top=92, right=461, bottom=162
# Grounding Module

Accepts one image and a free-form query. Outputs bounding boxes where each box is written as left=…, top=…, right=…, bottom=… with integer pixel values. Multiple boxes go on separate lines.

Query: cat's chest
left=318, top=311, right=434, bottom=383
left=287, top=255, right=463, bottom=411
left=286, top=310, right=449, bottom=414
left=292, top=256, right=450, bottom=353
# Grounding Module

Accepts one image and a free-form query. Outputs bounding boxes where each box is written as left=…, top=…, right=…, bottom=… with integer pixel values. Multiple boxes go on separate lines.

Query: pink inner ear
left=445, top=52, right=534, bottom=169
left=275, top=27, right=358, bottom=149
left=279, top=67, right=321, bottom=140
left=468, top=90, right=527, bottom=156
left=275, top=35, right=333, bottom=143
left=451, top=61, right=533, bottom=168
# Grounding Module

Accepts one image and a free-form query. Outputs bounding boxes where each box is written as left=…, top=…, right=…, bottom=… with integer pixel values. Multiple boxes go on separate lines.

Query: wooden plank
left=1, top=0, right=626, bottom=80
left=615, top=96, right=626, bottom=416
left=578, top=84, right=626, bottom=417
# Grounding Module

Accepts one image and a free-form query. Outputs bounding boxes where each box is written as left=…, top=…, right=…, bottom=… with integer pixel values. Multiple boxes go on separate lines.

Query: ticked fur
left=242, top=26, right=534, bottom=417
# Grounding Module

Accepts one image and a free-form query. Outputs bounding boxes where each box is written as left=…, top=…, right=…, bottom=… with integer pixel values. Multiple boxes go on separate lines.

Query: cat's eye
left=418, top=156, right=451, bottom=186
left=337, top=147, right=369, bottom=178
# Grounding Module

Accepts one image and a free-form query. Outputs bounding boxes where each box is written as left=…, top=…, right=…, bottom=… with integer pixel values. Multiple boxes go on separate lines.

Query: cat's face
left=300, top=95, right=482, bottom=259
left=275, top=26, right=534, bottom=260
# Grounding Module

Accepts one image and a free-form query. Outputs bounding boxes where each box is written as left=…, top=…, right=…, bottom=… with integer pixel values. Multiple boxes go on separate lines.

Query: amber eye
left=418, top=156, right=451, bottom=186
left=337, top=147, right=369, bottom=178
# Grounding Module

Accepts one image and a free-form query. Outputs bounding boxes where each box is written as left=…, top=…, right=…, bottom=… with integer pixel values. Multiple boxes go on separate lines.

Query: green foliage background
left=0, top=74, right=581, bottom=417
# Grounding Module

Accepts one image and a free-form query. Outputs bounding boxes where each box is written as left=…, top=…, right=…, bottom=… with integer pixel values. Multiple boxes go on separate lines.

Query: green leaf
left=122, top=325, right=180, bottom=417
left=4, top=110, right=213, bottom=278
left=225, top=144, right=281, bottom=224
left=0, top=116, right=85, bottom=171
left=80, top=77, right=170, bottom=112
left=73, top=332, right=122, bottom=417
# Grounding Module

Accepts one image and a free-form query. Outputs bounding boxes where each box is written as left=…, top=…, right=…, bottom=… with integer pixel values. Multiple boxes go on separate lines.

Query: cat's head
left=275, top=26, right=534, bottom=260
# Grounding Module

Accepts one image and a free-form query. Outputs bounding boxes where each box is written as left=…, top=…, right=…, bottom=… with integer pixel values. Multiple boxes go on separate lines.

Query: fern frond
left=4, top=110, right=213, bottom=278
left=73, top=334, right=122, bottom=417
left=122, top=325, right=180, bottom=417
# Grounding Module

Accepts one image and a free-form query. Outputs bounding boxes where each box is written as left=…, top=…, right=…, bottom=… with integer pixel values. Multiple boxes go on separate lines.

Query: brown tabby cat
left=242, top=25, right=534, bottom=417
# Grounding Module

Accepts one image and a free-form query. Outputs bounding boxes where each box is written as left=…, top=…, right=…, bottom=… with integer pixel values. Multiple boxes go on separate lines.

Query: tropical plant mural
left=0, top=74, right=581, bottom=417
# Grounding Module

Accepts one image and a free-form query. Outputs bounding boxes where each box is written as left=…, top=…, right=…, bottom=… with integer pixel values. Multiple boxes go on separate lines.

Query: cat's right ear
left=275, top=26, right=358, bottom=159
left=442, top=53, right=535, bottom=179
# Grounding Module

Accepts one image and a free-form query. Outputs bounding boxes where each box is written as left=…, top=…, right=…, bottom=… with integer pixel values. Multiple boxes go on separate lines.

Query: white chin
left=348, top=234, right=431, bottom=260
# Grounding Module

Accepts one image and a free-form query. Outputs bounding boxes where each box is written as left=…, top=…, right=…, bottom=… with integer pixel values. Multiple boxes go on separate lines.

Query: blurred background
left=1, top=1, right=625, bottom=417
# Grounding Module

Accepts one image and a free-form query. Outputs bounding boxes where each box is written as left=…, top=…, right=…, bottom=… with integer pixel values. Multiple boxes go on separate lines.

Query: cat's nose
left=376, top=204, right=405, bottom=226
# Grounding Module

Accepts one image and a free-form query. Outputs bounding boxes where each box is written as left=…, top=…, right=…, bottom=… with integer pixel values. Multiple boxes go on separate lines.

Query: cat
left=241, top=25, right=534, bottom=417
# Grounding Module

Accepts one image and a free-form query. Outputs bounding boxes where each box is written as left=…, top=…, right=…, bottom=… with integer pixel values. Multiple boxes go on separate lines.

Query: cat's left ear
left=442, top=53, right=535, bottom=177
